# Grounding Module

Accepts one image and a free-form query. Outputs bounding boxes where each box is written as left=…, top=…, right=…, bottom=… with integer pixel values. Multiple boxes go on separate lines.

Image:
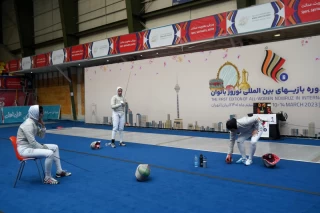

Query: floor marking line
left=155, top=136, right=194, bottom=145
left=60, top=148, right=320, bottom=197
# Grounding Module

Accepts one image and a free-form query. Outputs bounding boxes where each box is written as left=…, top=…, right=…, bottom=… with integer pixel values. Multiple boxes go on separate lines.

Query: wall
left=36, top=68, right=85, bottom=120
left=35, top=43, right=65, bottom=55
left=78, top=0, right=127, bottom=32
left=1, top=0, right=128, bottom=57
left=1, top=0, right=20, bottom=52
left=145, top=0, right=237, bottom=29
left=79, top=27, right=129, bottom=44
left=84, top=35, right=320, bottom=137
left=0, top=45, right=17, bottom=62
left=78, top=0, right=128, bottom=44
left=1, top=0, right=278, bottom=57
left=33, top=0, right=62, bottom=45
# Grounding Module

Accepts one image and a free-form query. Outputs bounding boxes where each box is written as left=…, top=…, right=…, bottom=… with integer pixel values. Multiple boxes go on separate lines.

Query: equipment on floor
left=262, top=153, right=280, bottom=168
left=90, top=141, right=101, bottom=150
left=135, top=164, right=151, bottom=181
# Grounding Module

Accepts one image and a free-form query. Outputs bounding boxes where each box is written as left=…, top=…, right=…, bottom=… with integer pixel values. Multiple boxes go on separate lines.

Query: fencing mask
left=262, top=153, right=280, bottom=168
left=90, top=141, right=101, bottom=150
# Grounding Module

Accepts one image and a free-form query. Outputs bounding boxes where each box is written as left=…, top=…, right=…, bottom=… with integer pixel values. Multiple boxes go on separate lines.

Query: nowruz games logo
left=208, top=49, right=287, bottom=95
left=261, top=47, right=288, bottom=83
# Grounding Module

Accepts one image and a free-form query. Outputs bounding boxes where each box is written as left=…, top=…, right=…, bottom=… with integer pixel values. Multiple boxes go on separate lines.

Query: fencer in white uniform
left=225, top=115, right=264, bottom=166
left=110, top=87, right=126, bottom=148
left=17, top=105, right=71, bottom=184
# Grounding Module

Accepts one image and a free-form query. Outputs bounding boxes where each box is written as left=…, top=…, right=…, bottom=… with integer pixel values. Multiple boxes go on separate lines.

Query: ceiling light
left=274, top=34, right=280, bottom=37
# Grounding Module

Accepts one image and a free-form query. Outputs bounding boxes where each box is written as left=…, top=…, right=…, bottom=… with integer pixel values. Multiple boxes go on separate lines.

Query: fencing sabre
left=53, top=156, right=90, bottom=172
left=0, top=137, right=12, bottom=141
left=123, top=68, right=132, bottom=99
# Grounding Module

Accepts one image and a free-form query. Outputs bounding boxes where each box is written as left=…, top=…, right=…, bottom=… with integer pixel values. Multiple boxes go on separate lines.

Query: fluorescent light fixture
left=274, top=34, right=280, bottom=37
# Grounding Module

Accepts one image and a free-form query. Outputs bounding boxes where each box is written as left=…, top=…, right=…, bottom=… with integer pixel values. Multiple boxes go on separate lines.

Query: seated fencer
left=225, top=115, right=264, bottom=166
left=16, top=105, right=71, bottom=184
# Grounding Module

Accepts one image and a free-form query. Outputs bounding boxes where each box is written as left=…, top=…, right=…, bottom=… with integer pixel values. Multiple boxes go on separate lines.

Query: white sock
left=111, top=130, right=116, bottom=141
left=53, top=147, right=63, bottom=173
left=45, top=156, right=53, bottom=178
left=237, top=142, right=247, bottom=159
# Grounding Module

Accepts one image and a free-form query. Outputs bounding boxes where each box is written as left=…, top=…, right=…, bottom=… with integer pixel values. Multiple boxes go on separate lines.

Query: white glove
left=120, top=101, right=125, bottom=106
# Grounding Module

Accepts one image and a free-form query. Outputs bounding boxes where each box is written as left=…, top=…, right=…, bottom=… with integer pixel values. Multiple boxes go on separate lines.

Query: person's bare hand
left=39, top=119, right=45, bottom=127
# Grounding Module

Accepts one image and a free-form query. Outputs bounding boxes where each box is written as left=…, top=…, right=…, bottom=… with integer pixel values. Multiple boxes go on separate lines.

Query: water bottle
left=203, top=156, right=207, bottom=168
left=194, top=155, right=199, bottom=167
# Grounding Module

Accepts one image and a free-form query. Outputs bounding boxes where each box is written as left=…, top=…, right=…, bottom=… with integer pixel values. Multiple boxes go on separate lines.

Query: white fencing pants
left=112, top=111, right=125, bottom=142
left=19, top=144, right=63, bottom=179
left=237, top=124, right=264, bottom=160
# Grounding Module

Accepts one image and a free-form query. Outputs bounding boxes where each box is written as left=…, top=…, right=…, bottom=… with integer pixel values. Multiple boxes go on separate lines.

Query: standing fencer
left=225, top=115, right=264, bottom=166
left=17, top=105, right=71, bottom=184
left=110, top=86, right=126, bottom=148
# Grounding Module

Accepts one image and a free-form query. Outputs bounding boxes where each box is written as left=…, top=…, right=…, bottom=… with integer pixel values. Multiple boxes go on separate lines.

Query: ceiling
left=12, top=20, right=320, bottom=75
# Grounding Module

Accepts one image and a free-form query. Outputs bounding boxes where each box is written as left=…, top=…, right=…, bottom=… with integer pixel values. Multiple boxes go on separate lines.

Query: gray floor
left=47, top=127, right=320, bottom=163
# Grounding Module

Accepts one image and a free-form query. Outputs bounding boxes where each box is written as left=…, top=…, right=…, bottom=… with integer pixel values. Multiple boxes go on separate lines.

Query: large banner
left=2, top=106, right=28, bottom=123
left=66, top=44, right=90, bottom=62
left=0, top=77, right=23, bottom=89
left=185, top=14, right=227, bottom=42
left=145, top=25, right=180, bottom=49
left=2, top=105, right=61, bottom=123
left=0, top=89, right=34, bottom=107
left=50, top=49, right=67, bottom=65
left=20, top=57, right=32, bottom=70
left=85, top=35, right=320, bottom=137
left=88, top=39, right=112, bottom=58
left=32, top=53, right=51, bottom=68
left=42, top=105, right=61, bottom=120
left=7, top=59, right=19, bottom=72
left=117, top=32, right=146, bottom=53
left=227, top=0, right=285, bottom=35
left=284, top=0, right=320, bottom=26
